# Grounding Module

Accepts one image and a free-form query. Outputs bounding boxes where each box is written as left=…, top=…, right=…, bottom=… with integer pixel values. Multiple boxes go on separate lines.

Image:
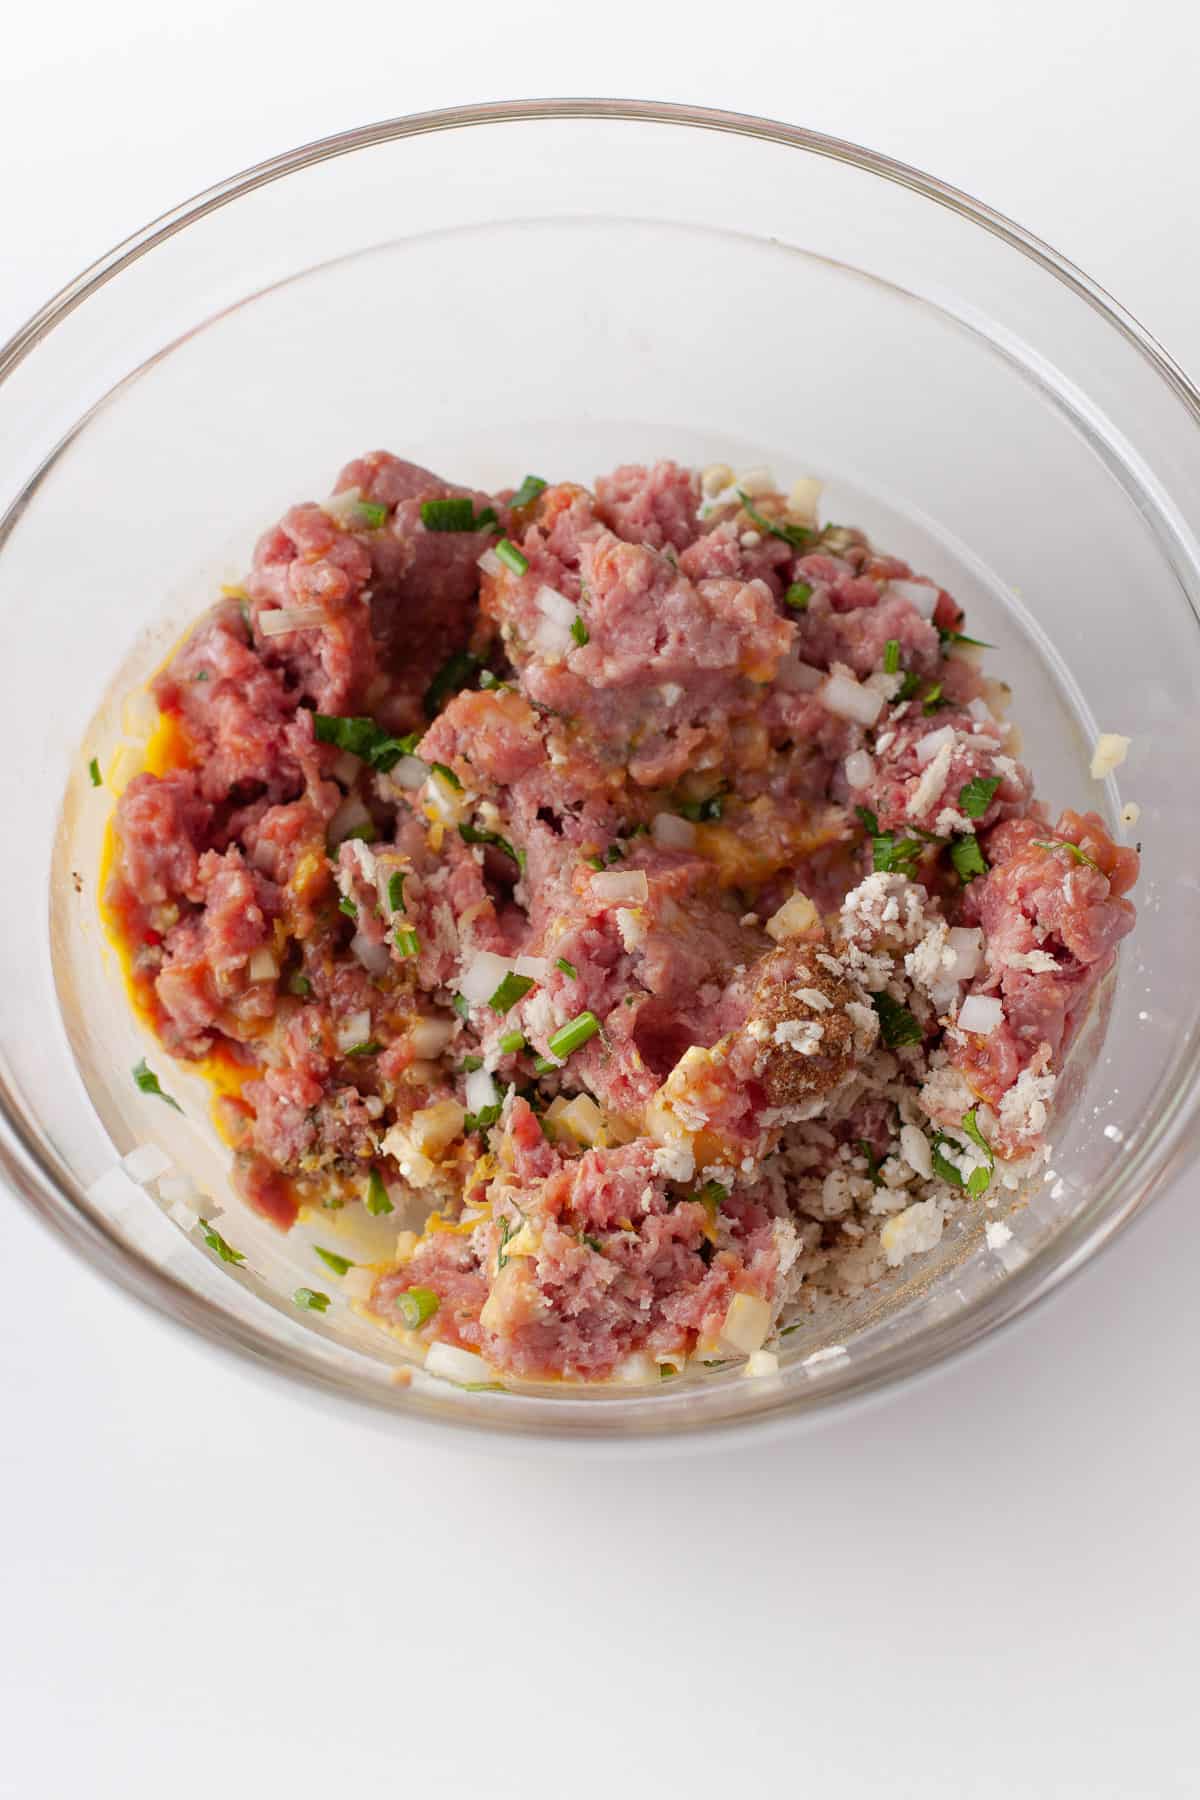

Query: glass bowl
left=2, top=100, right=1197, bottom=1441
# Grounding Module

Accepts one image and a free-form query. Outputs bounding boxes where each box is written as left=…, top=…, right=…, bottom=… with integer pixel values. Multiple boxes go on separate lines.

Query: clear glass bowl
left=2, top=100, right=1197, bottom=1440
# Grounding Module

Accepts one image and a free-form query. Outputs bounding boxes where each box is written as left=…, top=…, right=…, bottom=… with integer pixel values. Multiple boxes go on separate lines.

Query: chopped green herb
left=420, top=496, right=494, bottom=532
left=959, top=776, right=1001, bottom=820
left=736, top=490, right=814, bottom=550
left=510, top=474, right=548, bottom=509
left=856, top=1139, right=883, bottom=1185
left=489, top=971, right=535, bottom=1013
left=464, top=1102, right=502, bottom=1135
left=386, top=871, right=407, bottom=914
left=883, top=639, right=901, bottom=675
left=693, top=1180, right=728, bottom=1221
left=460, top=1054, right=484, bottom=1073
left=896, top=670, right=922, bottom=702
left=498, top=1029, right=526, bottom=1055
left=922, top=682, right=947, bottom=714
left=570, top=614, right=589, bottom=647
left=605, top=843, right=624, bottom=863
left=452, top=992, right=470, bottom=1021
left=337, top=896, right=357, bottom=919
left=198, top=1218, right=244, bottom=1265
left=293, top=1287, right=331, bottom=1313
left=477, top=668, right=510, bottom=693
left=960, top=1107, right=995, bottom=1198
left=856, top=806, right=925, bottom=880
left=495, top=537, right=529, bottom=576
left=344, top=1039, right=381, bottom=1058
left=870, top=991, right=923, bottom=1049
left=87, top=756, right=101, bottom=787
left=359, top=501, right=388, bottom=529
left=313, top=713, right=417, bottom=772
left=424, top=649, right=481, bottom=718
left=287, top=971, right=312, bottom=998
left=938, top=627, right=993, bottom=649
left=341, top=824, right=374, bottom=844
left=582, top=1233, right=604, bottom=1253
left=584, top=854, right=605, bottom=871
left=930, top=1134, right=965, bottom=1189
left=314, top=1245, right=354, bottom=1276
left=931, top=1118, right=992, bottom=1199
left=458, top=821, right=523, bottom=867
left=949, top=834, right=989, bottom=882
left=365, top=1168, right=394, bottom=1216
left=659, top=1364, right=679, bottom=1380
left=192, top=669, right=210, bottom=682
left=679, top=792, right=724, bottom=823
left=429, top=761, right=462, bottom=791
left=1033, top=838, right=1100, bottom=870
left=497, top=1215, right=519, bottom=1270
left=546, top=1011, right=601, bottom=1061
left=784, top=581, right=812, bottom=611
left=394, top=926, right=420, bottom=958
left=555, top=957, right=578, bottom=979
left=132, top=1058, right=182, bottom=1113
left=394, top=1286, right=440, bottom=1329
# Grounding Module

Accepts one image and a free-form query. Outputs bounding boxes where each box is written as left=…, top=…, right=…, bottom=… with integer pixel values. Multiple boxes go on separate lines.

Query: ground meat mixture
left=104, top=455, right=1140, bottom=1384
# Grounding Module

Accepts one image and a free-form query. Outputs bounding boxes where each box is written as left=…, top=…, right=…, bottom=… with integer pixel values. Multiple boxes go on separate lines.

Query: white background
left=2, top=3, right=1198, bottom=1795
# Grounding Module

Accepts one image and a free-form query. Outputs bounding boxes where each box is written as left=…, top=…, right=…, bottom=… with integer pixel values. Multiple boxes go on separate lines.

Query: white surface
left=2, top=3, right=1198, bottom=1795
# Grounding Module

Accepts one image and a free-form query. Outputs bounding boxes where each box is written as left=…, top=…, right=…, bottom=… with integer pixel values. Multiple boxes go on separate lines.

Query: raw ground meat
left=104, top=453, right=1140, bottom=1384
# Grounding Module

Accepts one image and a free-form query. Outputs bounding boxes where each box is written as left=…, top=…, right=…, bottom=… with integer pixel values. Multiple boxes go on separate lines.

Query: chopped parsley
left=365, top=1168, right=394, bottom=1216
left=394, top=926, right=420, bottom=958
left=452, top=992, right=470, bottom=1021
left=488, top=972, right=535, bottom=1013
left=949, top=834, right=989, bottom=882
left=883, top=639, right=901, bottom=675
left=313, top=1245, right=354, bottom=1276
left=510, top=474, right=548, bottom=509
left=960, top=1107, right=995, bottom=1195
left=198, top=1218, right=244, bottom=1265
left=784, top=581, right=812, bottom=611
left=424, top=649, right=481, bottom=718
left=921, top=682, right=947, bottom=714
left=736, top=489, right=814, bottom=549
left=555, top=957, right=578, bottom=979
left=938, top=626, right=993, bottom=649
left=429, top=761, right=462, bottom=791
left=678, top=792, right=724, bottom=822
left=932, top=1111, right=993, bottom=1199
left=869, top=991, right=923, bottom=1049
left=293, top=1287, right=331, bottom=1313
left=87, top=756, right=101, bottom=787
left=458, top=821, right=524, bottom=869
left=570, top=613, right=589, bottom=647
left=132, top=1058, right=182, bottom=1112
left=387, top=871, right=407, bottom=913
left=495, top=537, right=529, bottom=576
left=693, top=1180, right=728, bottom=1222
left=1033, top=837, right=1100, bottom=870
left=896, top=670, right=922, bottom=702
left=856, top=806, right=924, bottom=880
left=313, top=713, right=418, bottom=772
left=958, top=776, right=1001, bottom=820
left=582, top=1234, right=604, bottom=1253
left=419, top=496, right=497, bottom=532
left=464, top=1101, right=502, bottom=1135
left=498, top=1029, right=526, bottom=1054
left=395, top=1286, right=440, bottom=1329
left=287, top=971, right=312, bottom=998
left=546, top=1011, right=600, bottom=1060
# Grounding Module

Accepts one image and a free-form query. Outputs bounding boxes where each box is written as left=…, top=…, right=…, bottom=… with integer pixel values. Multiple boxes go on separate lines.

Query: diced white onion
left=248, top=947, right=280, bottom=982
left=820, top=672, right=884, bottom=726
left=530, top=614, right=575, bottom=659
left=652, top=813, right=697, bottom=850
left=513, top=955, right=549, bottom=981
left=900, top=1123, right=933, bottom=1180
left=122, top=687, right=159, bottom=740
left=390, top=755, right=428, bottom=791
left=258, top=605, right=328, bottom=638
left=958, top=994, right=1003, bottom=1035
left=743, top=1348, right=781, bottom=1378
left=345, top=838, right=378, bottom=885
left=888, top=580, right=939, bottom=619
left=466, top=1068, right=500, bottom=1113
left=351, top=932, right=391, bottom=978
left=844, top=749, right=874, bottom=789
left=788, top=477, right=823, bottom=525
left=536, top=584, right=577, bottom=628
left=1090, top=732, right=1131, bottom=779
left=425, top=769, right=467, bottom=824
left=410, top=1016, right=455, bottom=1059
left=122, top=1143, right=172, bottom=1184
left=719, top=1292, right=771, bottom=1355
left=915, top=724, right=956, bottom=766
left=342, top=1267, right=375, bottom=1301
left=946, top=927, right=983, bottom=983
left=611, top=1352, right=658, bottom=1385
left=460, top=950, right=515, bottom=1006
left=477, top=547, right=503, bottom=577
left=766, top=891, right=819, bottom=943
left=776, top=653, right=825, bottom=693
left=158, top=1170, right=199, bottom=1208
left=328, top=794, right=373, bottom=846
left=331, top=749, right=361, bottom=785
left=167, top=1198, right=200, bottom=1233
left=337, top=1009, right=372, bottom=1053
left=735, top=465, right=775, bottom=497
left=591, top=870, right=650, bottom=906
left=323, top=485, right=364, bottom=525
left=701, top=462, right=734, bottom=498
left=425, top=1342, right=496, bottom=1385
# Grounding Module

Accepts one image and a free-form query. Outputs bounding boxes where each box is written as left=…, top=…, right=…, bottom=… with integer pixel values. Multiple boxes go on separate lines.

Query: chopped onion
left=530, top=614, right=575, bottom=660
left=328, top=795, right=373, bottom=846
left=331, top=748, right=361, bottom=786
left=351, top=932, right=391, bottom=978
left=957, top=994, right=1003, bottom=1035
left=410, top=1016, right=455, bottom=1059
left=1090, top=732, right=1131, bottom=780
left=735, top=465, right=775, bottom=497
left=766, top=891, right=819, bottom=942
left=788, top=476, right=823, bottom=525
left=844, top=749, right=874, bottom=789
left=536, top=584, right=576, bottom=628
left=776, top=652, right=825, bottom=693
left=513, top=955, right=548, bottom=981
left=122, top=1143, right=172, bottom=1184
left=719, top=1292, right=771, bottom=1355
left=425, top=768, right=467, bottom=824
left=323, top=485, right=364, bottom=525
left=166, top=1197, right=200, bottom=1233
left=247, top=947, right=280, bottom=982
left=743, top=1348, right=781, bottom=1378
left=611, top=1352, right=658, bottom=1385
left=121, top=687, right=158, bottom=740
left=477, top=547, right=503, bottom=577
left=820, top=672, right=884, bottom=726
left=342, top=1267, right=376, bottom=1301
left=336, top=1009, right=372, bottom=1053
left=390, top=755, right=428, bottom=791
left=591, top=869, right=649, bottom=906
left=345, top=838, right=378, bottom=885
left=915, top=724, right=956, bottom=766
left=460, top=950, right=515, bottom=1006
left=465, top=1068, right=500, bottom=1114
left=158, top=1170, right=199, bottom=1208
left=946, top=927, right=983, bottom=982
left=652, top=812, right=696, bottom=850
left=889, top=579, right=939, bottom=619
left=424, top=1341, right=496, bottom=1385
left=258, top=604, right=328, bottom=638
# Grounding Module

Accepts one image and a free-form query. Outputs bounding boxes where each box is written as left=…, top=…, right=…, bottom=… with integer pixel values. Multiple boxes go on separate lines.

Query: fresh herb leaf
left=357, top=500, right=388, bottom=528
left=605, top=843, right=624, bottom=863
left=938, top=627, right=993, bottom=649
left=582, top=1234, right=603, bottom=1253
left=510, top=474, right=548, bottom=509
left=424, top=649, right=481, bottom=718
left=460, top=1054, right=484, bottom=1073
left=198, top=1218, right=244, bottom=1264
left=395, top=1286, right=440, bottom=1329
left=883, top=639, right=901, bottom=675
left=693, top=1180, right=728, bottom=1222
left=344, top=1039, right=381, bottom=1058
left=679, top=792, right=724, bottom=822
left=959, top=776, right=1001, bottom=820
left=293, top=1287, right=331, bottom=1312
left=365, top=1168, right=394, bottom=1216
left=498, top=1029, right=526, bottom=1055
left=420, top=496, right=494, bottom=532
left=488, top=972, right=535, bottom=1013
left=464, top=1102, right=502, bottom=1134
left=784, top=581, right=812, bottom=611
left=930, top=1134, right=965, bottom=1188
left=458, top=821, right=523, bottom=867
left=856, top=1139, right=883, bottom=1184
left=896, top=670, right=922, bottom=702
left=452, top=993, right=470, bottom=1021
left=132, top=1058, right=182, bottom=1113
left=497, top=1215, right=518, bottom=1270
left=547, top=1011, right=600, bottom=1060
left=314, top=1246, right=354, bottom=1276
left=495, top=538, right=529, bottom=576
left=960, top=1107, right=995, bottom=1198
left=429, top=761, right=462, bottom=791
left=949, top=834, right=989, bottom=882
left=569, top=613, right=589, bottom=647
left=922, top=682, right=947, bottom=714
left=869, top=991, right=923, bottom=1049
left=87, top=756, right=101, bottom=787
left=736, top=490, right=814, bottom=549
left=313, top=713, right=417, bottom=772
left=337, top=895, right=357, bottom=919
left=287, top=971, right=312, bottom=998
left=856, top=805, right=925, bottom=879
left=584, top=854, right=605, bottom=871
left=1033, top=837, right=1100, bottom=870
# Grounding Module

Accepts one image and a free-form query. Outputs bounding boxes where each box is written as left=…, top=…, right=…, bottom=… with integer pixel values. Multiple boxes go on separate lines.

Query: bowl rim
left=3, top=96, right=1198, bottom=1444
